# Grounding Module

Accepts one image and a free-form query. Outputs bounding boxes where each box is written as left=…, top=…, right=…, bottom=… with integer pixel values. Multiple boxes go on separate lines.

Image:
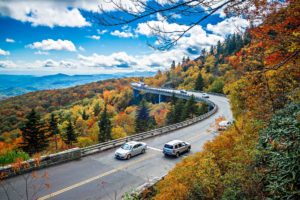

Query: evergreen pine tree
left=227, top=34, right=237, bottom=54
left=21, top=109, right=49, bottom=155
left=64, top=119, right=77, bottom=146
left=82, top=109, right=89, bottom=120
left=98, top=104, right=112, bottom=142
left=167, top=93, right=177, bottom=125
left=201, top=48, right=206, bottom=56
left=231, top=33, right=237, bottom=52
left=93, top=103, right=101, bottom=117
left=209, top=46, right=214, bottom=55
left=186, top=56, right=190, bottom=63
left=174, top=99, right=185, bottom=123
left=235, top=34, right=243, bottom=51
left=148, top=116, right=157, bottom=130
left=195, top=73, right=204, bottom=91
left=182, top=56, right=186, bottom=64
left=216, top=40, right=222, bottom=56
left=166, top=106, right=176, bottom=125
left=182, top=95, right=197, bottom=120
left=171, top=93, right=177, bottom=105
left=200, top=48, right=207, bottom=63
left=135, top=99, right=150, bottom=132
left=49, top=113, right=59, bottom=151
left=243, top=27, right=251, bottom=46
left=171, top=60, right=176, bottom=70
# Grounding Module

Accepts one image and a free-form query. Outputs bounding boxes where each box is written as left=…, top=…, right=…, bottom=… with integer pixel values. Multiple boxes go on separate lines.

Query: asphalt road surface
left=0, top=92, right=232, bottom=200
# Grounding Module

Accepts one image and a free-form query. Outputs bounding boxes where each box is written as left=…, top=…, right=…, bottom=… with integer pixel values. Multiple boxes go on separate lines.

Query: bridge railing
left=132, top=83, right=227, bottom=98
left=131, top=85, right=215, bottom=106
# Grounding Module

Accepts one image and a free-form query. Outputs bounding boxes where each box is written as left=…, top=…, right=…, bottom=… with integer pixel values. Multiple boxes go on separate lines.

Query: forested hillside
left=0, top=75, right=207, bottom=164
left=0, top=78, right=137, bottom=133
left=0, top=1, right=298, bottom=198
left=150, top=1, right=300, bottom=199
left=144, top=30, right=250, bottom=93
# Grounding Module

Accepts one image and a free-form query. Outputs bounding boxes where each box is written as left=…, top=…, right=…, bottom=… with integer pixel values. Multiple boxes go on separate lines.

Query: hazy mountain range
left=0, top=72, right=155, bottom=100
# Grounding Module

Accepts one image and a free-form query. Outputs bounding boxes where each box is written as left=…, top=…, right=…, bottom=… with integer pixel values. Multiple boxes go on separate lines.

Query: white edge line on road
left=147, top=146, right=163, bottom=152
left=39, top=127, right=217, bottom=199
left=38, top=154, right=155, bottom=200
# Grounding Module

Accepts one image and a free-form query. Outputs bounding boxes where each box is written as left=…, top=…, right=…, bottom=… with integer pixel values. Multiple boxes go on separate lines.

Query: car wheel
left=127, top=154, right=131, bottom=160
left=187, top=147, right=191, bottom=152
left=141, top=149, right=145, bottom=154
left=176, top=152, right=180, bottom=157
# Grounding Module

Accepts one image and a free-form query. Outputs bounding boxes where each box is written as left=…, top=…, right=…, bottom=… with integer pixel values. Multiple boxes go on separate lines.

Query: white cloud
left=111, top=30, right=134, bottom=38
left=78, top=46, right=85, bottom=51
left=207, top=17, right=249, bottom=36
left=5, top=38, right=15, bottom=43
left=0, top=0, right=146, bottom=28
left=0, top=1, right=90, bottom=28
left=78, top=52, right=137, bottom=69
left=87, top=35, right=100, bottom=40
left=34, top=51, right=49, bottom=55
left=136, top=20, right=188, bottom=39
left=136, top=19, right=223, bottom=53
left=156, top=13, right=165, bottom=21
left=0, top=5, right=251, bottom=75
left=27, top=39, right=76, bottom=52
left=171, top=13, right=181, bottom=19
left=0, top=60, right=16, bottom=68
left=0, top=17, right=232, bottom=74
left=97, top=29, right=107, bottom=35
left=0, top=48, right=10, bottom=56
left=111, top=25, right=136, bottom=38
left=39, top=59, right=76, bottom=68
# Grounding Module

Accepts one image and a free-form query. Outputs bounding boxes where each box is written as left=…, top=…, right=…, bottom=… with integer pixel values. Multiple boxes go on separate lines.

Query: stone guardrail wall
left=122, top=174, right=166, bottom=199
left=0, top=86, right=219, bottom=179
left=0, top=148, right=81, bottom=179
left=81, top=105, right=217, bottom=157
left=81, top=86, right=217, bottom=156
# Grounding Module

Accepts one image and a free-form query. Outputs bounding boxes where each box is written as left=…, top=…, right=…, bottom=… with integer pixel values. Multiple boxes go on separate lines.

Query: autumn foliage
left=153, top=1, right=299, bottom=199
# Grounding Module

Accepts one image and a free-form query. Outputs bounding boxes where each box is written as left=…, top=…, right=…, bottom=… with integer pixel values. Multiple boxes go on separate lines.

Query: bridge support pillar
left=158, top=94, right=161, bottom=103
left=133, top=89, right=140, bottom=98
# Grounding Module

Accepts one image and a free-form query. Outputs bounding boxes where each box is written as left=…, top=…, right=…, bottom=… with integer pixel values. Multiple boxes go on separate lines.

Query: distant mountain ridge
left=0, top=72, right=155, bottom=99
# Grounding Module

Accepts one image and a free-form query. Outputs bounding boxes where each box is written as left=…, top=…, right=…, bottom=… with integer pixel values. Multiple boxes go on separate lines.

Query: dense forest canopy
left=150, top=1, right=300, bottom=199
left=0, top=78, right=136, bottom=133
left=0, top=73, right=208, bottom=165
left=0, top=0, right=299, bottom=199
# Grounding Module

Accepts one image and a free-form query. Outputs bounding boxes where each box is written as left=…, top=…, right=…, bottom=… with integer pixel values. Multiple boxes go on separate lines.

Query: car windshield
left=164, top=144, right=173, bottom=149
left=121, top=144, right=132, bottom=150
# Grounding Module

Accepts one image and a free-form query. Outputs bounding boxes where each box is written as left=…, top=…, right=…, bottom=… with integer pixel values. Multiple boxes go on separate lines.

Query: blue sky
left=0, top=0, right=249, bottom=75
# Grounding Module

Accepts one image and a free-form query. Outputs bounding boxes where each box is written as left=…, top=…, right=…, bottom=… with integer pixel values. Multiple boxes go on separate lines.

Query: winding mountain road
left=0, top=89, right=232, bottom=200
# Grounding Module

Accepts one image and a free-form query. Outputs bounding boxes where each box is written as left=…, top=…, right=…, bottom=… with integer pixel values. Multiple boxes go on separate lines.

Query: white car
left=115, top=141, right=147, bottom=159
left=218, top=120, right=232, bottom=131
left=202, top=93, right=209, bottom=98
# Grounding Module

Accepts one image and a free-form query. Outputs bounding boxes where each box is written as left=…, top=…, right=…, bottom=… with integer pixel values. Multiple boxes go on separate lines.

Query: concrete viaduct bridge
left=131, top=82, right=215, bottom=110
